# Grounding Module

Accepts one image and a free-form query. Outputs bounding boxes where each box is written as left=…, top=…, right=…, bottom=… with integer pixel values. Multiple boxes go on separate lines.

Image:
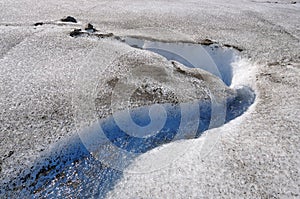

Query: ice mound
left=94, top=50, right=234, bottom=119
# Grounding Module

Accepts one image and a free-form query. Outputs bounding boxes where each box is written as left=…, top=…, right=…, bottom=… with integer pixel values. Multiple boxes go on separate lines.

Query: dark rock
left=223, top=44, right=243, bottom=52
left=70, top=27, right=114, bottom=38
left=7, top=151, right=14, bottom=158
left=70, top=29, right=82, bottom=37
left=61, top=16, right=77, bottom=23
left=3, top=150, right=14, bottom=160
left=199, top=39, right=214, bottom=46
left=85, top=23, right=97, bottom=32
left=34, top=22, right=44, bottom=26
left=95, top=32, right=114, bottom=38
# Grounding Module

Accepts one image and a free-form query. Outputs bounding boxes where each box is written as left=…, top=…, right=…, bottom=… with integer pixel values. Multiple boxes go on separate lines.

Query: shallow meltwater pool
left=3, top=37, right=256, bottom=198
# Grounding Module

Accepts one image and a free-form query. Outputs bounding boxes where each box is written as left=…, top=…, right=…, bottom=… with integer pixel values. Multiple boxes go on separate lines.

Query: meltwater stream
left=3, top=37, right=256, bottom=198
